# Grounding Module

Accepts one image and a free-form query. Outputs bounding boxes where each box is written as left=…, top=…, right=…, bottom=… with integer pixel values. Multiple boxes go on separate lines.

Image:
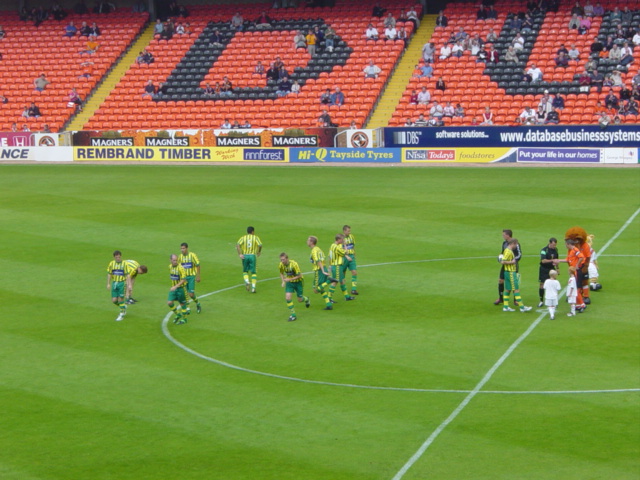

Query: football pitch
left=1, top=164, right=639, bottom=480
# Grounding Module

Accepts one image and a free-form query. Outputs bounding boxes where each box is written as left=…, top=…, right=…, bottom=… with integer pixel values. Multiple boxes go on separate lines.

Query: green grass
left=0, top=165, right=638, bottom=480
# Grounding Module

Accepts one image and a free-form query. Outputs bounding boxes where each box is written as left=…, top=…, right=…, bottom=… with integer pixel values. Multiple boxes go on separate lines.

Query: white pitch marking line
left=391, top=206, right=640, bottom=480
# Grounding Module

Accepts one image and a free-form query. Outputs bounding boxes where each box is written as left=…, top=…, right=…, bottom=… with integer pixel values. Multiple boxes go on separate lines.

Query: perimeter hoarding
left=73, top=147, right=288, bottom=162
left=402, top=148, right=516, bottom=163
left=384, top=125, right=640, bottom=148
left=289, top=148, right=400, bottom=163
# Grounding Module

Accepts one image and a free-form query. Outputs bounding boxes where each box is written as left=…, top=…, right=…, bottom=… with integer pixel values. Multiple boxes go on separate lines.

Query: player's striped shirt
left=124, top=259, right=140, bottom=278
left=343, top=234, right=355, bottom=255
left=502, top=248, right=516, bottom=272
left=107, top=260, right=126, bottom=282
left=179, top=252, right=200, bottom=276
left=279, top=260, right=303, bottom=282
left=329, top=243, right=346, bottom=266
left=309, top=246, right=325, bottom=271
left=169, top=264, right=188, bottom=287
left=237, top=234, right=262, bottom=255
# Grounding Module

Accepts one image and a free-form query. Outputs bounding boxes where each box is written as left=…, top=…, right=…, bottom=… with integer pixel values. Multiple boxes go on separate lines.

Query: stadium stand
left=0, top=9, right=148, bottom=132
left=389, top=0, right=639, bottom=126
left=83, top=1, right=418, bottom=130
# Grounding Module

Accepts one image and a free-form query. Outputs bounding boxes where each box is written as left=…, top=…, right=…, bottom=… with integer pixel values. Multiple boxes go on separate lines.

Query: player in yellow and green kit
left=500, top=239, right=532, bottom=313
left=307, top=235, right=338, bottom=310
left=123, top=259, right=148, bottom=304
left=236, top=226, right=262, bottom=293
left=329, top=234, right=356, bottom=302
left=342, top=225, right=358, bottom=295
left=168, top=254, right=190, bottom=325
left=279, top=252, right=310, bottom=322
left=179, top=242, right=201, bottom=313
left=106, top=250, right=128, bottom=321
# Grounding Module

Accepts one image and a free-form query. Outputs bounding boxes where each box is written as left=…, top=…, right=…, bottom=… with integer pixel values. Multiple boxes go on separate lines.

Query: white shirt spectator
left=452, top=43, right=464, bottom=56
left=634, top=32, right=640, bottom=46
left=527, top=65, right=543, bottom=82
left=384, top=27, right=397, bottom=40
left=519, top=107, right=535, bottom=124
left=512, top=34, right=525, bottom=50
left=363, top=62, right=382, bottom=78
left=366, top=26, right=379, bottom=39
left=568, top=46, right=580, bottom=60
left=439, top=44, right=452, bottom=60
left=417, top=89, right=431, bottom=104
left=430, top=103, right=444, bottom=117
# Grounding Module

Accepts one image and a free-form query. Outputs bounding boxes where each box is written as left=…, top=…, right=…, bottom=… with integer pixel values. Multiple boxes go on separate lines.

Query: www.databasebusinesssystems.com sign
left=383, top=125, right=640, bottom=148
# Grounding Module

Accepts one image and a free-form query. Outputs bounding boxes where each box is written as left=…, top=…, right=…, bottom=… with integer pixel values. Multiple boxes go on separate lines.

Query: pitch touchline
left=391, top=206, right=640, bottom=480
left=162, top=254, right=639, bottom=395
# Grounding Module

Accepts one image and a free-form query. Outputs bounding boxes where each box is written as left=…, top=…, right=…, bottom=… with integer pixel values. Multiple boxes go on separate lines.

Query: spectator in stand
left=318, top=109, right=334, bottom=127
left=384, top=24, right=397, bottom=41
left=610, top=70, right=624, bottom=87
left=539, top=90, right=553, bottom=113
left=68, top=88, right=83, bottom=110
left=487, top=44, right=500, bottom=63
left=619, top=42, right=634, bottom=68
left=209, top=28, right=224, bottom=47
left=590, top=68, right=605, bottom=92
left=80, top=35, right=99, bottom=55
left=254, top=61, right=265, bottom=75
left=64, top=21, right=77, bottom=37
left=324, top=25, right=336, bottom=52
left=417, top=86, right=431, bottom=105
left=136, top=49, right=154, bottom=64
left=175, top=22, right=185, bottom=35
left=487, top=6, right=498, bottom=19
left=527, top=63, right=543, bottom=82
left=312, top=26, right=324, bottom=52
left=79, top=21, right=91, bottom=36
left=632, top=85, right=640, bottom=101
left=506, top=15, right=522, bottom=31
left=535, top=105, right=548, bottom=124
left=521, top=14, right=535, bottom=34
left=372, top=3, right=386, bottom=18
left=408, top=89, right=418, bottom=104
left=383, top=12, right=396, bottom=29
left=142, top=80, right=156, bottom=98
left=512, top=32, right=525, bottom=51
left=435, top=76, right=446, bottom=91
left=571, top=1, right=584, bottom=16
left=419, top=42, right=434, bottom=64
left=633, top=31, right=640, bottom=47
left=89, top=22, right=101, bottom=36
left=266, top=62, right=279, bottom=81
left=306, top=29, right=317, bottom=56
left=363, top=60, right=382, bottom=79
left=451, top=40, right=464, bottom=57
left=578, top=16, right=591, bottom=34
left=632, top=72, right=640, bottom=88
left=518, top=106, right=536, bottom=124
left=366, top=24, right=379, bottom=40
left=255, top=12, right=272, bottom=29
left=583, top=0, right=594, bottom=16
left=443, top=101, right=455, bottom=118
left=568, top=14, right=581, bottom=30
left=221, top=76, right=233, bottom=96
left=231, top=12, right=243, bottom=31
left=454, top=104, right=465, bottom=117
left=27, top=102, right=42, bottom=117
left=407, top=7, right=420, bottom=28
left=291, top=80, right=300, bottom=94
left=0, top=94, right=7, bottom=103
left=486, top=28, right=498, bottom=43
left=318, top=88, right=332, bottom=105
left=10, top=122, right=17, bottom=132
left=160, top=21, right=174, bottom=40
left=276, top=76, right=292, bottom=97
left=404, top=118, right=414, bottom=126
left=439, top=42, right=452, bottom=60
left=415, top=61, right=433, bottom=78
left=22, top=123, right=30, bottom=132
left=555, top=51, right=569, bottom=67
left=329, top=86, right=345, bottom=106
left=33, top=73, right=51, bottom=92
left=604, top=90, right=619, bottom=110
left=557, top=43, right=569, bottom=55
left=435, top=10, right=448, bottom=27
left=414, top=114, right=428, bottom=126
left=397, top=26, right=408, bottom=48
left=202, top=82, right=215, bottom=96
left=430, top=101, right=444, bottom=118
left=153, top=19, right=164, bottom=35
left=220, top=118, right=232, bottom=129
left=545, top=108, right=560, bottom=124
left=592, top=2, right=604, bottom=15
left=0, top=25, right=5, bottom=39
left=477, top=5, right=488, bottom=20
left=621, top=6, right=633, bottom=26
left=568, top=44, right=580, bottom=60
left=505, top=45, right=519, bottom=63
left=610, top=7, right=622, bottom=25
left=480, top=106, right=493, bottom=125
left=598, top=111, right=611, bottom=128
left=620, top=98, right=639, bottom=115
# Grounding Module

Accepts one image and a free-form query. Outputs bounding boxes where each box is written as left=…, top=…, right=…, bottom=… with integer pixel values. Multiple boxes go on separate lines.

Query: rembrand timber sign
left=73, top=147, right=288, bottom=162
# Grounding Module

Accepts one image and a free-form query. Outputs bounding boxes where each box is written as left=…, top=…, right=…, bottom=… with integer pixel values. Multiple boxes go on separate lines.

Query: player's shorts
left=168, top=286, right=187, bottom=303
left=545, top=298, right=558, bottom=307
left=331, top=264, right=346, bottom=282
left=539, top=267, right=554, bottom=283
left=185, top=275, right=197, bottom=294
left=111, top=281, right=125, bottom=299
left=343, top=255, right=357, bottom=272
left=577, top=267, right=589, bottom=284
left=242, top=254, right=257, bottom=274
left=504, top=271, right=520, bottom=291
left=285, top=280, right=304, bottom=298
left=588, top=262, right=599, bottom=279
left=498, top=265, right=505, bottom=280
left=314, top=270, right=334, bottom=289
